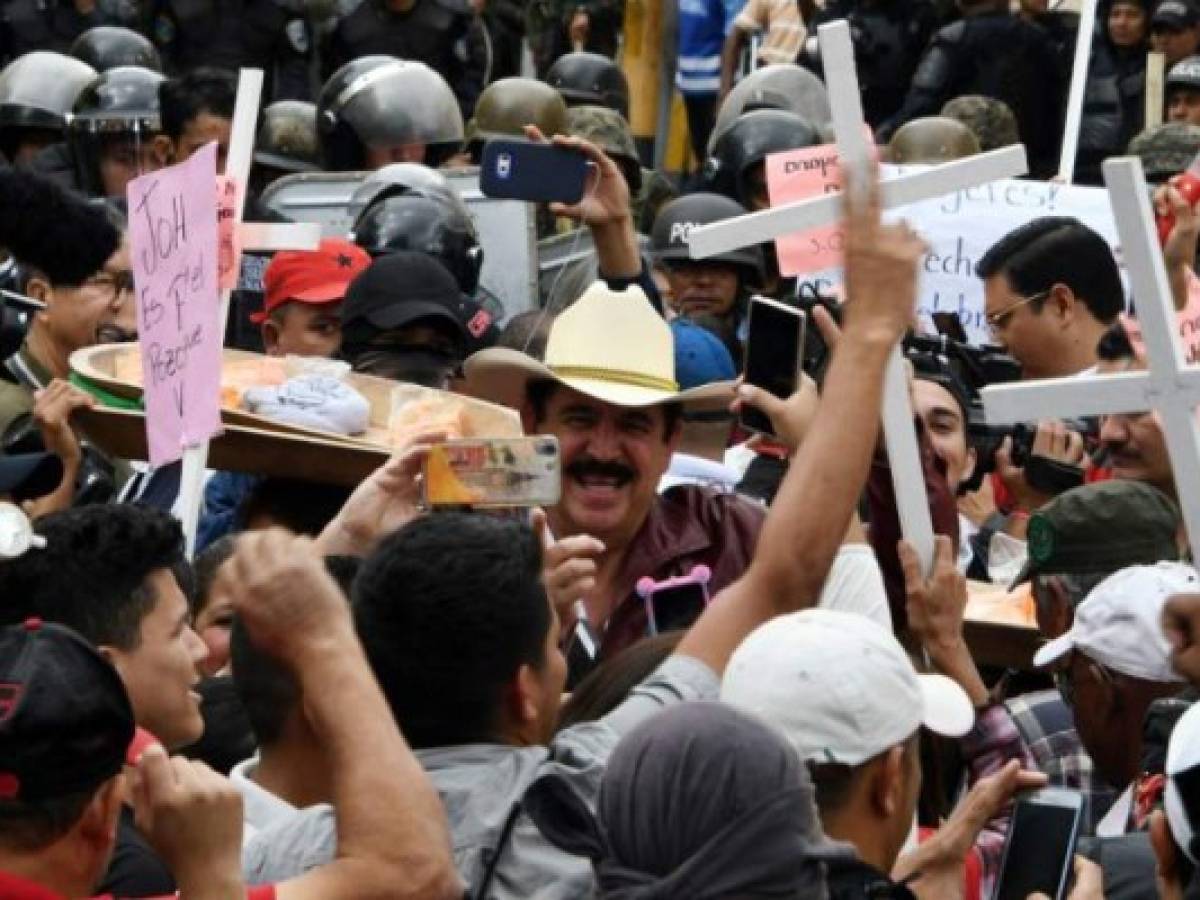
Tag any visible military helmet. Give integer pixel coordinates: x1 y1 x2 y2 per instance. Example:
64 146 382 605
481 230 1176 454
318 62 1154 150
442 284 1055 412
651 192 763 285
546 51 630 119
1168 55 1200 93
888 116 981 164
565 104 641 192
940 95 1019 152
68 66 164 195
1129 123 1200 182
318 56 464 171
705 108 821 207
0 52 96 138
70 26 162 73
254 100 320 174
467 77 567 148
710 64 831 156
352 186 483 295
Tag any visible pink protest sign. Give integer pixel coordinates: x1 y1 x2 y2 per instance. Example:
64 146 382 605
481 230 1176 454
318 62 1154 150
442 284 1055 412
764 133 878 277
127 142 222 466
216 175 241 291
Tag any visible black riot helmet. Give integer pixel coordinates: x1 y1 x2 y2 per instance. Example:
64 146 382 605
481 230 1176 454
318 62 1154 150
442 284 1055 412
352 186 483 295
69 26 163 73
0 52 96 162
68 66 164 197
705 108 821 208
546 51 630 119
651 192 763 287
344 161 452 223
317 56 464 171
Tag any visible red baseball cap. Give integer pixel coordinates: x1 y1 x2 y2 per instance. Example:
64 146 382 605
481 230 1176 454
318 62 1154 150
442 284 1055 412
251 238 371 324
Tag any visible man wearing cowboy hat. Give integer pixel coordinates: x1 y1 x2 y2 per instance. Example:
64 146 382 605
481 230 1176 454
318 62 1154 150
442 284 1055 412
465 279 766 659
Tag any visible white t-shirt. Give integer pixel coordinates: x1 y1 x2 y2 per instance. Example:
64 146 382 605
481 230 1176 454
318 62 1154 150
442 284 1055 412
817 544 892 630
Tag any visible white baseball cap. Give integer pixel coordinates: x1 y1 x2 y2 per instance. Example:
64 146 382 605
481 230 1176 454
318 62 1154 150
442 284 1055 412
720 608 975 767
1032 561 1197 683
1165 701 1200 863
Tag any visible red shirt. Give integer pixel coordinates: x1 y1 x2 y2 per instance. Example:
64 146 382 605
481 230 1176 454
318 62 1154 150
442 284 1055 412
0 870 277 900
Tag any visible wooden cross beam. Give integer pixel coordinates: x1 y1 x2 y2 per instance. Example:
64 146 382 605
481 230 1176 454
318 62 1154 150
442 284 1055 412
176 70 320 555
981 157 1200 563
687 20 1030 574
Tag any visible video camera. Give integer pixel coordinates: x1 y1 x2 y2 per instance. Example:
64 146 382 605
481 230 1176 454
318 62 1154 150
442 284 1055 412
903 314 1096 494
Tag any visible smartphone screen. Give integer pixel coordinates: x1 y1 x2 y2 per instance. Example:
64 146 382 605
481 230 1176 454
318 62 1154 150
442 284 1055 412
648 582 709 635
740 297 805 436
480 139 590 205
994 793 1082 900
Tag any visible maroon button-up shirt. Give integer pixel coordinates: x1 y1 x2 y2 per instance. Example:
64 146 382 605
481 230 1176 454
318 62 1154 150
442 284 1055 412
597 485 765 659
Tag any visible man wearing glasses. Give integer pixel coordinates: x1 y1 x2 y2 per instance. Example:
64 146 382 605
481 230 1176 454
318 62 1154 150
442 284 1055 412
1032 561 1195 838
1 176 134 440
976 216 1124 381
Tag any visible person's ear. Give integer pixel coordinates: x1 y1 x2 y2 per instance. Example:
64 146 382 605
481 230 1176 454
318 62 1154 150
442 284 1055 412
151 135 175 167
870 746 907 818
261 319 281 355
78 775 124 854
511 662 545 735
1050 283 1076 322
25 275 53 322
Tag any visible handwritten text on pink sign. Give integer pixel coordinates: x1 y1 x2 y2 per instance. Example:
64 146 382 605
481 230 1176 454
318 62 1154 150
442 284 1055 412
128 142 222 466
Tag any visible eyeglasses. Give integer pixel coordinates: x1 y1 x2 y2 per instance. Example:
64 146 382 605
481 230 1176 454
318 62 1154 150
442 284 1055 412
985 289 1050 336
82 270 135 302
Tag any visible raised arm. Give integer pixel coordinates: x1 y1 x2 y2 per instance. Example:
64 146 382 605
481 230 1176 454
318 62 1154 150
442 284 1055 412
218 531 461 900
676 169 927 674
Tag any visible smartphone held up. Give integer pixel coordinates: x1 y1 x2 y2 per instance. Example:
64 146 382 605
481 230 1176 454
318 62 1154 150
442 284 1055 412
740 296 807 437
480 138 592 205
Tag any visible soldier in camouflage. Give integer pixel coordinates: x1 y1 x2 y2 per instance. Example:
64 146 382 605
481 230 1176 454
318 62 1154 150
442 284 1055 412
565 104 677 234
888 115 981 163
940 94 1020 151
1128 122 1200 183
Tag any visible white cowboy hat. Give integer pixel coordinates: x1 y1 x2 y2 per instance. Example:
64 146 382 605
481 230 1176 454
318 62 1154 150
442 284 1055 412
464 282 735 411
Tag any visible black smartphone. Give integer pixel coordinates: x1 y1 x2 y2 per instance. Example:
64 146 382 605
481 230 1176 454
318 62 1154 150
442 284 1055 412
480 139 590 205
740 296 806 436
993 789 1084 900
637 569 712 636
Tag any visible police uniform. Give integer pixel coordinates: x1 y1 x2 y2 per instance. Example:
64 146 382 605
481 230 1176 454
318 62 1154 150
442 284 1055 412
880 10 1065 178
807 0 940 127
325 0 486 116
1 0 103 63
150 0 311 100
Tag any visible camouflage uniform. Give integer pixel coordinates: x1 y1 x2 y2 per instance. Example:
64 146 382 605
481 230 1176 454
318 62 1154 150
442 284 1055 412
565 104 677 233
1128 123 1200 183
939 94 1019 152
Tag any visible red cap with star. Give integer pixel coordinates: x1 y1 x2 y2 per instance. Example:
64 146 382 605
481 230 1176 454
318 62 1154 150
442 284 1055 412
251 238 372 324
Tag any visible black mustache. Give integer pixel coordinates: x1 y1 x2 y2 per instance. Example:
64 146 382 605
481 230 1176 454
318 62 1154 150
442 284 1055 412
566 459 635 482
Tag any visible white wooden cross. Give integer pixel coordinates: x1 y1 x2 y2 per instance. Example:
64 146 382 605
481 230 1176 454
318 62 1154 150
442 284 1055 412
176 69 321 555
980 157 1200 563
688 20 1029 574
